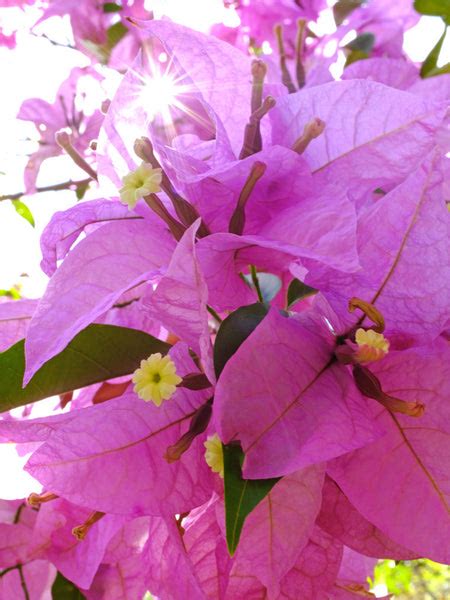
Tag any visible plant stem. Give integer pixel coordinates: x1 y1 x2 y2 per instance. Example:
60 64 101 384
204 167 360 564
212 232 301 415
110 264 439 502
0 178 91 202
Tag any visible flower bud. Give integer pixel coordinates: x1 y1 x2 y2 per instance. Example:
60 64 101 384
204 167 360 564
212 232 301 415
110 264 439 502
353 365 425 417
229 161 267 234
27 491 58 508
292 118 326 154
165 399 213 463
349 297 385 332
72 511 105 541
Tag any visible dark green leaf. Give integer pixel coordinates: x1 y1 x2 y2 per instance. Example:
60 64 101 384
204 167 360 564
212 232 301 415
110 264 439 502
75 180 90 200
103 2 122 12
223 443 279 555
346 32 375 52
106 21 128 49
83 21 128 63
0 324 170 412
52 572 87 599
345 49 370 67
333 0 364 25
421 26 448 76
414 0 450 24
213 303 269 377
242 272 282 303
426 61 450 76
286 278 318 308
12 199 35 227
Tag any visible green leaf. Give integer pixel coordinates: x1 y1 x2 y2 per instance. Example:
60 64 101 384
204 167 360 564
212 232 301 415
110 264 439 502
421 26 448 77
345 49 370 67
82 21 128 63
414 0 450 24
223 443 279 555
213 303 269 378
346 32 375 52
426 61 450 76
333 0 364 26
286 278 318 308
106 21 128 49
75 180 90 200
242 272 282 303
0 324 170 412
103 2 122 12
52 572 87 599
12 199 35 227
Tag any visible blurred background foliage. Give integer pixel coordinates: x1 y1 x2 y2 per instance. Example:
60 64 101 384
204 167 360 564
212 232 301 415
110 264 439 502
373 559 450 598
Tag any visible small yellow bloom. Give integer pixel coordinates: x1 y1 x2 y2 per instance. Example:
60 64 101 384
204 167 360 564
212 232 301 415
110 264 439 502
119 163 162 209
204 434 224 478
354 328 390 364
132 353 182 406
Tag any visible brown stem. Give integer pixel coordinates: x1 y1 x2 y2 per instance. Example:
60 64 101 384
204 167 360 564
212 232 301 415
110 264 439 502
292 117 325 154
229 161 267 234
0 178 91 202
134 137 210 237
295 19 307 89
144 193 187 241
239 96 276 159
55 130 98 181
274 24 297 93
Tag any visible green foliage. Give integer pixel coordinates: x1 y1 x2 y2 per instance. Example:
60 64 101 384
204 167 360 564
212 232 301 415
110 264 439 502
213 303 269 377
344 32 375 67
223 442 279 555
12 199 35 227
414 0 450 25
0 324 170 411
0 286 21 299
103 2 122 12
83 21 128 63
421 25 448 77
333 0 365 26
374 559 450 598
346 32 375 52
286 278 317 308
52 572 86 599
75 180 90 200
106 21 128 48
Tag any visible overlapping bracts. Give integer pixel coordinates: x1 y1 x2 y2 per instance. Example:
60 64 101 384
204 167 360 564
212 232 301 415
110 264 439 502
1 1 449 598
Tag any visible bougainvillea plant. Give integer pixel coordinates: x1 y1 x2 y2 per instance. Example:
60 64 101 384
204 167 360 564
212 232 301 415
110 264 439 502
0 0 449 598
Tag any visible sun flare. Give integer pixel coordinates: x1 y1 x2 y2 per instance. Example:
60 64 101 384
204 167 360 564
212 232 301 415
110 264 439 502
140 72 179 120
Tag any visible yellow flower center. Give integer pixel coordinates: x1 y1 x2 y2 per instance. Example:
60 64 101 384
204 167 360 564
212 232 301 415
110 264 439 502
354 328 390 364
132 353 182 406
204 434 224 478
119 163 163 209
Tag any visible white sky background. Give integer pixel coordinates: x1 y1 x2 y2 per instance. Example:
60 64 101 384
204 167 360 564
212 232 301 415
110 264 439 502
0 2 449 299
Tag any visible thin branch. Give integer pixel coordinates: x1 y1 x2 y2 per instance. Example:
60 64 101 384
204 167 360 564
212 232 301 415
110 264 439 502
30 32 76 50
250 265 264 303
207 305 223 324
0 178 91 202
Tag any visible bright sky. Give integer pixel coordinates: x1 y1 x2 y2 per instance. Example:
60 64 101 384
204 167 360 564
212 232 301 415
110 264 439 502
0 3 448 299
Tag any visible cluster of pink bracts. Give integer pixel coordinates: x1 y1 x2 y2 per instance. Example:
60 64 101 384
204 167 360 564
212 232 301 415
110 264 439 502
0 0 449 598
